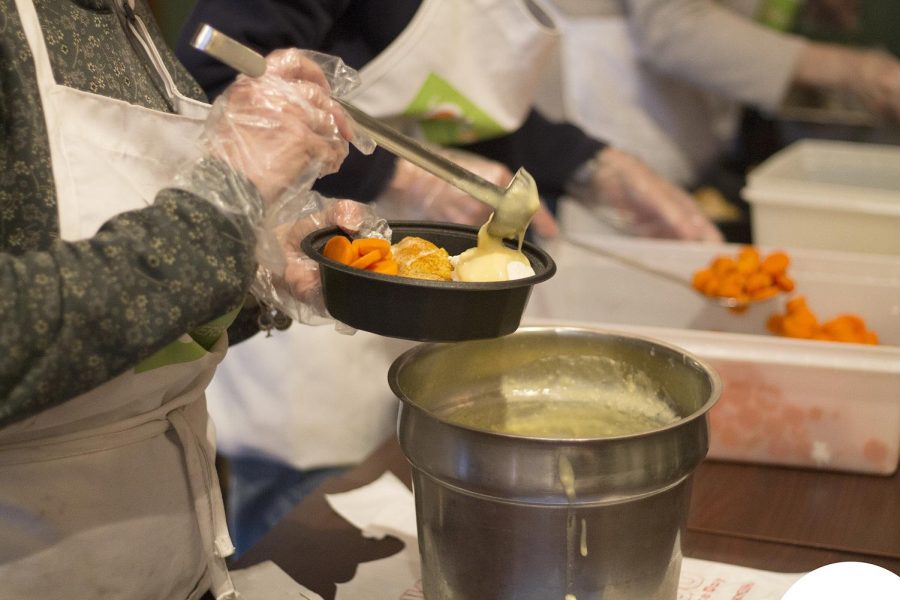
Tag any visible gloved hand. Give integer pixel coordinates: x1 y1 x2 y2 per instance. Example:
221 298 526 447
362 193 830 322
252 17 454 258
795 43 900 123
566 147 723 242
849 49 900 122
253 194 390 325
174 48 381 327
203 48 361 207
374 148 559 238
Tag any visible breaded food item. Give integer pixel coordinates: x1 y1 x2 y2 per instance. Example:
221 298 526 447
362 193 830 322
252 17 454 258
391 236 453 281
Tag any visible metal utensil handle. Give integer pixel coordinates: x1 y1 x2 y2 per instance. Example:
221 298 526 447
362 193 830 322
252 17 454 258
561 235 695 291
190 24 504 212
191 24 267 77
561 235 764 308
331 97 503 211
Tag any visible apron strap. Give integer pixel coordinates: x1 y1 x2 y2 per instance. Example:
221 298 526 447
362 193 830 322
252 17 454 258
12 0 62 124
169 409 238 600
118 0 210 117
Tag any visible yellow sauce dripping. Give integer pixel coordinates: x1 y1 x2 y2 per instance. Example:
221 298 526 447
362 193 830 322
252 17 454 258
580 518 589 557
559 455 576 501
453 219 534 282
561 455 577 600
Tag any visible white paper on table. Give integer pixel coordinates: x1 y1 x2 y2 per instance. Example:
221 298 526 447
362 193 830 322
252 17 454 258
325 471 808 600
678 558 805 599
324 471 418 542
325 472 420 600
230 560 325 599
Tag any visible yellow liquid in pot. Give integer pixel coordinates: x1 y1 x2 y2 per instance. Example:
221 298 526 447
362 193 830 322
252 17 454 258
442 395 678 438
438 355 681 438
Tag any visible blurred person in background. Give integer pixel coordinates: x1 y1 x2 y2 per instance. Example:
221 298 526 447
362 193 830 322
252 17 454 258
178 0 724 243
0 0 378 597
176 0 726 557
532 0 900 236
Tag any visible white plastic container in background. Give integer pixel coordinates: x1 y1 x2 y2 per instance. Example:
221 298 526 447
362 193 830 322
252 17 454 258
524 235 900 475
742 139 900 256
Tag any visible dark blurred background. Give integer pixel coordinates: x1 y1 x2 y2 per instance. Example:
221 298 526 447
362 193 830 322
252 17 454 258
147 0 900 65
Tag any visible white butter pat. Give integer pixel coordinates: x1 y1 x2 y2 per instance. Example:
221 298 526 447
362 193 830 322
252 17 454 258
451 220 535 282
451 252 535 282
506 260 535 280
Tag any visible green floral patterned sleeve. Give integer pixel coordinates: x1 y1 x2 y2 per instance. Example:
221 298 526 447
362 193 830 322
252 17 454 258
0 192 257 428
0 0 263 427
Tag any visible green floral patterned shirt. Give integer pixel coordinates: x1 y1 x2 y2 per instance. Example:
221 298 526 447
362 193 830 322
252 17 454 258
0 0 258 427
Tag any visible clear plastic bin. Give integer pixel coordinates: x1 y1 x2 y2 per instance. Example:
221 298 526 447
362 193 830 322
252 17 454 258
524 235 900 475
741 139 900 256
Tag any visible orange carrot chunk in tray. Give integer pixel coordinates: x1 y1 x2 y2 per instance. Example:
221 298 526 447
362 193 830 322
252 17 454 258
323 235 402 276
369 259 400 275
349 249 383 270
322 235 357 265
351 238 391 260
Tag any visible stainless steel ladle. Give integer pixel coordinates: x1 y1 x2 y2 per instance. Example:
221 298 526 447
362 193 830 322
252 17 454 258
560 235 780 310
190 24 539 241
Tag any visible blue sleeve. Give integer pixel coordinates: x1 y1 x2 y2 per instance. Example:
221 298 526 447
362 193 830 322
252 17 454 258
174 1 604 207
176 0 350 98
175 0 397 203
458 110 606 206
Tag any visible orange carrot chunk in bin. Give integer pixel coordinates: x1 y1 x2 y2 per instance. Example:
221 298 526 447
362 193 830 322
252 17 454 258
760 251 790 275
767 295 879 345
691 246 793 307
692 268 714 290
323 235 358 265
750 285 780 301
735 247 760 274
773 273 795 292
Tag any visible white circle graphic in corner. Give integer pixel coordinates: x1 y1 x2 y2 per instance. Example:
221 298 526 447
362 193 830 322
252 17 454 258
782 562 900 599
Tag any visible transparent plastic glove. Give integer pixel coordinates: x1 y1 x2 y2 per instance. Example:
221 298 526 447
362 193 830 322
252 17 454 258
203 49 358 207
795 44 900 123
252 192 390 326
848 49 900 123
172 48 380 327
373 148 559 237
176 48 375 225
567 148 723 242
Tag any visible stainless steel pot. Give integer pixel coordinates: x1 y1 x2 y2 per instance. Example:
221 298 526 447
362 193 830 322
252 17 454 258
389 326 721 600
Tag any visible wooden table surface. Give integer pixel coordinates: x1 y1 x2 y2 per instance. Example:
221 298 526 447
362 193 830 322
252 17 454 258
235 438 900 600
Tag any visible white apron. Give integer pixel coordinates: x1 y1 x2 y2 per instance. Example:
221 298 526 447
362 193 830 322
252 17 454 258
0 2 237 599
534 1 742 188
209 0 561 472
346 0 559 144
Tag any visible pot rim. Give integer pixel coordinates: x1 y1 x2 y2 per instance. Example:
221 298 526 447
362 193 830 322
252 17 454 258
388 324 723 444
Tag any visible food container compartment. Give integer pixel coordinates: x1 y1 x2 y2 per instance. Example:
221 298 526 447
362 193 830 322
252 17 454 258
302 221 556 342
741 139 900 256
525 235 900 475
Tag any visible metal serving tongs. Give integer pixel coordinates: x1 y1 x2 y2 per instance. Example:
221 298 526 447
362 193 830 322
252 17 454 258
190 24 539 241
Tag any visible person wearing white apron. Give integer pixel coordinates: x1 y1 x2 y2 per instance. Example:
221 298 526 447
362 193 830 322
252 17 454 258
176 0 718 557
0 1 363 598
0 2 235 596
534 0 806 190
533 0 900 236
179 0 582 554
